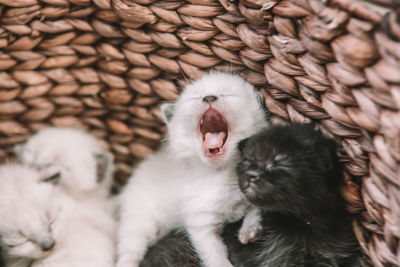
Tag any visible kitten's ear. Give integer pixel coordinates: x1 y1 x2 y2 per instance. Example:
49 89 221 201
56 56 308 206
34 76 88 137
160 103 175 124
238 137 250 154
255 90 270 121
317 139 337 171
95 151 114 184
14 143 25 160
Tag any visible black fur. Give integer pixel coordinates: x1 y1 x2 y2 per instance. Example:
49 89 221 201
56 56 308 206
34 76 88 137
140 123 363 267
0 250 2 267
140 230 200 267
227 123 362 267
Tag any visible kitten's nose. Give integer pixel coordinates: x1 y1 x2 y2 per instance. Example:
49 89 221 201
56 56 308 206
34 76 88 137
202 95 218 103
40 239 56 251
246 170 260 183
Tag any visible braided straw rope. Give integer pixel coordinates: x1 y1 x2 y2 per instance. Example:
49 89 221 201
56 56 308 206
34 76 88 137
0 0 399 265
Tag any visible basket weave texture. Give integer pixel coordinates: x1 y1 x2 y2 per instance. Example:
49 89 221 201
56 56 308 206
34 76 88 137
0 0 399 265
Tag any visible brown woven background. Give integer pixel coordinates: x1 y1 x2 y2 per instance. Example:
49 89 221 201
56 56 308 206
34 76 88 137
0 0 399 265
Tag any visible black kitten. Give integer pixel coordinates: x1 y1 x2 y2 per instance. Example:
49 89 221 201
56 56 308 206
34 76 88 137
140 230 200 267
224 123 362 267
139 123 363 267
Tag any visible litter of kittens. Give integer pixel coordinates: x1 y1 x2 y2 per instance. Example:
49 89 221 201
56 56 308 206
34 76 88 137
0 0 399 266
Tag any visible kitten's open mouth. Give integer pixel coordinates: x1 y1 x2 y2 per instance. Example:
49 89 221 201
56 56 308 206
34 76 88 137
199 108 228 158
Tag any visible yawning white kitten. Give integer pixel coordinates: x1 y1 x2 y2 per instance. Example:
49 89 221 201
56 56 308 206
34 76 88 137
116 72 268 267
0 164 59 267
16 128 116 267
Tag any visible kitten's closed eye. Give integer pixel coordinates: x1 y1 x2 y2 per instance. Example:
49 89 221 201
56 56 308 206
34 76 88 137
271 154 292 169
273 154 288 162
5 239 30 248
42 172 61 183
3 232 30 248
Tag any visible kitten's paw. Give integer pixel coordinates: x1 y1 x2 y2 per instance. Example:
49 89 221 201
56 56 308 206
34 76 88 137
238 223 263 244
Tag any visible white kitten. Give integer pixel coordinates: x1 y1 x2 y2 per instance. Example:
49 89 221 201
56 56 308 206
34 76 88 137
30 193 115 267
16 127 114 202
117 72 268 267
16 128 116 267
0 164 59 267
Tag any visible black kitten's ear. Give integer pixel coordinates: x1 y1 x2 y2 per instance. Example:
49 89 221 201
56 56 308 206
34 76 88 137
160 103 175 124
238 137 250 154
95 151 114 183
317 139 337 171
42 172 61 185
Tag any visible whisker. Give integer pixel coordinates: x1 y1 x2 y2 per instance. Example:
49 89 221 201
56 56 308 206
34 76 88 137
219 94 241 98
185 97 203 102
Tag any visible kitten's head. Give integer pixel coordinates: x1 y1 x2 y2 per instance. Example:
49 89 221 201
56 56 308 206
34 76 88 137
16 128 114 199
0 165 59 260
237 123 341 214
162 72 268 168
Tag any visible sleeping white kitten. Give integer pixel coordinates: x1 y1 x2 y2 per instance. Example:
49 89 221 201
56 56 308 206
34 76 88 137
16 127 114 202
116 72 268 267
30 192 115 267
16 128 116 267
0 164 116 267
0 164 59 267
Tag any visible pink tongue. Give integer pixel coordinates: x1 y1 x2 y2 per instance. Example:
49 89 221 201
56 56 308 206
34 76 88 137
203 132 226 150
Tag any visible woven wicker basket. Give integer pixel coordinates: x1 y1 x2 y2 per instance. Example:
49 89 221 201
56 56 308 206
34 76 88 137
0 0 399 265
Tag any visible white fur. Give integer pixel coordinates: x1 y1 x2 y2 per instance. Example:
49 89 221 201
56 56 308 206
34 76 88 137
16 127 114 201
238 207 263 244
117 72 268 267
16 128 116 267
31 193 115 267
0 164 59 267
